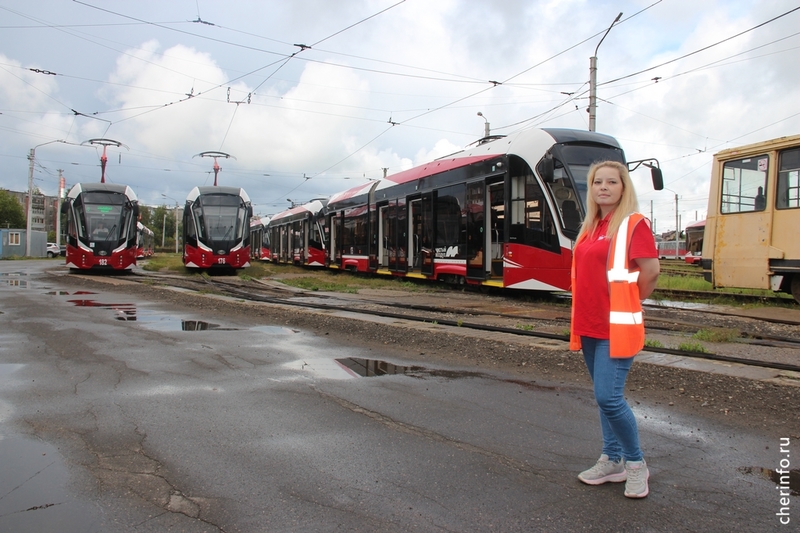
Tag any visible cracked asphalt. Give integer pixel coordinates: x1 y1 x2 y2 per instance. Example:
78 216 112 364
0 261 796 532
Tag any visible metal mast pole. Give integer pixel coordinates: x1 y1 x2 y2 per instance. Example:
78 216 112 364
588 12 622 132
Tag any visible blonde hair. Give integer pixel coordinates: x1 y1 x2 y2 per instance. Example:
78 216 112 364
578 160 640 239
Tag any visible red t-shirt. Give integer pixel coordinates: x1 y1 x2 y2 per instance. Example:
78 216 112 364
572 214 657 339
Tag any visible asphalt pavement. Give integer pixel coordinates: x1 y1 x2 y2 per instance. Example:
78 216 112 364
0 261 795 532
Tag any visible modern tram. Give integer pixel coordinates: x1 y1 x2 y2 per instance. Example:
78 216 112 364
136 222 155 259
701 134 800 303
268 199 328 266
249 216 272 261
182 186 253 270
269 127 662 293
61 183 140 271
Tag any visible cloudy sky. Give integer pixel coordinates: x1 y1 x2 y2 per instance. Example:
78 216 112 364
1 0 798 233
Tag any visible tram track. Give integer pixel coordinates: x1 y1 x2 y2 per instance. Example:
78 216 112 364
130 271 800 375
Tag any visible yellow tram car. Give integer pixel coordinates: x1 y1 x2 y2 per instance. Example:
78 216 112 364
702 134 800 303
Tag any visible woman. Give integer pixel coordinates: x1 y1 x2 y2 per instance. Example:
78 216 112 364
570 160 660 499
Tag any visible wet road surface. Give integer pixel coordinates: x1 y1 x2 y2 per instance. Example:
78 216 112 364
0 261 795 532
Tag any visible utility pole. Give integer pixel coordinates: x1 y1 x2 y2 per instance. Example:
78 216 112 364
26 140 65 256
56 170 64 247
588 12 622 132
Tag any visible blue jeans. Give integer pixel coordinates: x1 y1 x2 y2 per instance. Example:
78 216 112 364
581 336 643 462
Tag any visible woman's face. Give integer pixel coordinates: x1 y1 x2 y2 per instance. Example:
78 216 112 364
591 165 624 216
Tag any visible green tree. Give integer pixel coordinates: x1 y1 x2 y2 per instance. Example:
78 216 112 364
139 204 153 229
0 190 26 228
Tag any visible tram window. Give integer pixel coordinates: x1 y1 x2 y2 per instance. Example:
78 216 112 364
434 184 466 258
720 155 768 213
777 147 800 209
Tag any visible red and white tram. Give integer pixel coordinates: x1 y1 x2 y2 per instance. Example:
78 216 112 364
311 127 662 292
61 183 140 271
269 199 328 266
182 186 253 270
249 216 272 261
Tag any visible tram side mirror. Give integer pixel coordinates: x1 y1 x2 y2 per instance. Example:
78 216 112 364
627 159 663 191
538 153 555 183
60 201 69 214
650 167 663 191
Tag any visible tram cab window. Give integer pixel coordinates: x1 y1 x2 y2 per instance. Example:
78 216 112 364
777 147 800 209
720 155 769 214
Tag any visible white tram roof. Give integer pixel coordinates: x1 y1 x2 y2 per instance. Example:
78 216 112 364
66 182 138 202
186 185 251 203
249 216 271 228
269 198 326 223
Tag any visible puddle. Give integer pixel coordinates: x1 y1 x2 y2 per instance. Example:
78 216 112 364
650 299 711 310
0 435 102 531
0 280 29 288
64 299 237 331
67 299 137 320
118 311 226 331
739 466 800 495
46 290 96 296
336 357 425 377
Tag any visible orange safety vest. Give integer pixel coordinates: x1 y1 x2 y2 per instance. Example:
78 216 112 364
570 213 646 358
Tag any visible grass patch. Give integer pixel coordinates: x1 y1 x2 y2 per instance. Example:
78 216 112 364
644 339 664 348
656 271 795 303
139 253 184 272
677 341 708 353
692 327 739 343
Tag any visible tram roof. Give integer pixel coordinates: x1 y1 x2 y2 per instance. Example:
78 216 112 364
66 182 138 201
270 198 326 223
186 185 251 203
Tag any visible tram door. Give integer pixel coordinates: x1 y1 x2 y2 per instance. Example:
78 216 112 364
380 199 409 273
489 182 505 278
420 192 435 276
466 182 486 280
408 199 421 271
378 204 388 268
329 212 341 266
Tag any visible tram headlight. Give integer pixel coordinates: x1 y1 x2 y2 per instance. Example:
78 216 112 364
98 251 108 256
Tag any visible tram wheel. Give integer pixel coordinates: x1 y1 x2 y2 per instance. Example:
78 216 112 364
791 275 800 305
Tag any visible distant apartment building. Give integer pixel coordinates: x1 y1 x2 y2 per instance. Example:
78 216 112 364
5 190 61 237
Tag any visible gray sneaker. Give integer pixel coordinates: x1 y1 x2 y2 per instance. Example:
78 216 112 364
578 454 627 485
624 459 650 498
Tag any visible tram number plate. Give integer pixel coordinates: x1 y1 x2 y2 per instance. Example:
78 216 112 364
98 259 108 266
218 258 226 264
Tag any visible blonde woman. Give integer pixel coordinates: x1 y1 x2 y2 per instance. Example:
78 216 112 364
569 160 660 498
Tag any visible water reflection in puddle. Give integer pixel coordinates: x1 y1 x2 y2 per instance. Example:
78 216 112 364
336 357 424 377
739 466 800 495
281 357 500 382
0 272 29 289
63 297 235 331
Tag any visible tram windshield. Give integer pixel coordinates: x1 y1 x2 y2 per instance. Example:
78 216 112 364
77 191 130 242
194 194 248 242
543 144 625 234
